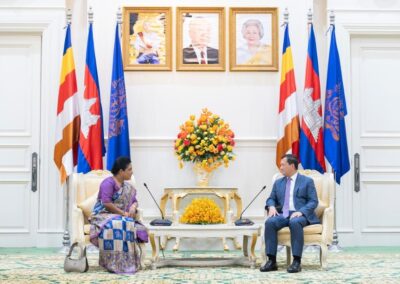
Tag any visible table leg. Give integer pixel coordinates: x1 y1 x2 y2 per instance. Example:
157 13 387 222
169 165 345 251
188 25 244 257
250 233 258 267
222 237 229 251
149 233 158 269
243 235 249 257
173 237 181 251
160 193 169 217
233 192 242 219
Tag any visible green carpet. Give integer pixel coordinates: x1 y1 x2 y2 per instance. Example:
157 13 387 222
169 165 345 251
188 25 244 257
1 247 400 283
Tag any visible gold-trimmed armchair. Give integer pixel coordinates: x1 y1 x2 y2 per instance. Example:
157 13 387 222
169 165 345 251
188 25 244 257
69 170 143 246
261 170 335 269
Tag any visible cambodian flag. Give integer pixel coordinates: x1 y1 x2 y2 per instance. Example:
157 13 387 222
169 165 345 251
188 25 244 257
107 24 130 170
323 25 350 184
77 23 106 173
299 24 326 173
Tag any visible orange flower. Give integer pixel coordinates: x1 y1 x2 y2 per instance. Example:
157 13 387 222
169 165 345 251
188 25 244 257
175 109 236 170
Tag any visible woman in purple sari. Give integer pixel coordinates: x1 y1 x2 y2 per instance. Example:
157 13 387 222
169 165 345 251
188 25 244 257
89 156 148 274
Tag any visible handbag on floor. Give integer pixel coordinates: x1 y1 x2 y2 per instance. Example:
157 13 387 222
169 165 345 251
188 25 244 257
64 242 89 273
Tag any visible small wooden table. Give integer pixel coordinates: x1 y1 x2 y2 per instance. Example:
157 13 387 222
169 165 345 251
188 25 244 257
160 187 243 250
148 224 261 269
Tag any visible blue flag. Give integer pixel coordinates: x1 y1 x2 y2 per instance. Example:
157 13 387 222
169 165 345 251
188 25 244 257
323 26 350 184
107 24 130 170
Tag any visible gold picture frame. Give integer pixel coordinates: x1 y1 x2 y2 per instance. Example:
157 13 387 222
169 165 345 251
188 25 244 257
122 7 172 71
229 7 279 71
176 7 225 71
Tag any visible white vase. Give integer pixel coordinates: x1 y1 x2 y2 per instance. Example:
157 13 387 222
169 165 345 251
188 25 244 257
193 163 213 187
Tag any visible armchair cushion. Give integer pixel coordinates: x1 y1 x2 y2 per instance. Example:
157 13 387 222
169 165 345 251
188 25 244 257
278 224 323 235
77 193 97 219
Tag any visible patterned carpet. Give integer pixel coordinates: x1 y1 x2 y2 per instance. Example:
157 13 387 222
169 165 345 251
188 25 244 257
1 247 400 283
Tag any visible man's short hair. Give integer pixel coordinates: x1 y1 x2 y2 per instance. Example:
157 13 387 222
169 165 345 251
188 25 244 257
281 154 299 169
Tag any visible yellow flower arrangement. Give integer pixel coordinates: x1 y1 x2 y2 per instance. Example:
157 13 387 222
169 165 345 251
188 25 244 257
180 198 225 224
174 108 236 171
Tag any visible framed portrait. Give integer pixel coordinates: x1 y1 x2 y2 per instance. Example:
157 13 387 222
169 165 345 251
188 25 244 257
122 7 172 71
229 7 279 71
176 7 225 71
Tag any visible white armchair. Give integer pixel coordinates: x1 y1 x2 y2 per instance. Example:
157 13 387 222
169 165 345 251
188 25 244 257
261 170 335 269
69 170 143 245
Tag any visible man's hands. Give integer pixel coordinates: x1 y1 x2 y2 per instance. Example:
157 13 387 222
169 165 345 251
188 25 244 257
290 211 303 219
267 206 278 217
267 206 303 219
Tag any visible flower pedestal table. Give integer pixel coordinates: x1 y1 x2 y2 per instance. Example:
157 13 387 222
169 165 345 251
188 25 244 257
159 187 243 251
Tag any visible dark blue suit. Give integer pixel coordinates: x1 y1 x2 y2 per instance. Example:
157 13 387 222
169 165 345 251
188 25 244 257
264 173 319 257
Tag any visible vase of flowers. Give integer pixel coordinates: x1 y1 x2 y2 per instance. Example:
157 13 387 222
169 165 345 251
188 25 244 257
174 108 236 186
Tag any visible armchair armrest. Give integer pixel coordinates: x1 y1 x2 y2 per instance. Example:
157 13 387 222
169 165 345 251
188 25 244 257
71 206 85 243
136 208 143 222
321 207 334 245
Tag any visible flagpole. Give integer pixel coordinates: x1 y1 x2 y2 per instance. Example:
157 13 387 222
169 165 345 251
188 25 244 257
329 171 342 251
302 8 320 254
59 9 73 254
327 11 342 252
117 6 122 37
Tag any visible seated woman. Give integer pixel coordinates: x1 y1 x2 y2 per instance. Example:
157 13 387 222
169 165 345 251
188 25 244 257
89 156 148 274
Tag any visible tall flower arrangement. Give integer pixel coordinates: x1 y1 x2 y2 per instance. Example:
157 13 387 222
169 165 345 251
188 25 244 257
175 108 236 171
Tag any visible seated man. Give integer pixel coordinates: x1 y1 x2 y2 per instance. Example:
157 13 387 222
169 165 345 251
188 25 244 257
261 154 319 273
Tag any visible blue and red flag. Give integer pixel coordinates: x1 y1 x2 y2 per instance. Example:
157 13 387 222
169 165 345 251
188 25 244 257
299 24 326 173
77 23 106 173
323 25 350 184
107 24 131 170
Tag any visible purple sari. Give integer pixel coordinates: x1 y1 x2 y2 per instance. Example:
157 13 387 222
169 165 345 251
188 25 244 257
89 177 148 274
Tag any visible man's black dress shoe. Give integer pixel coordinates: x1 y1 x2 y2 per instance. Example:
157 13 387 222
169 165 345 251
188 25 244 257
260 260 278 272
287 260 302 273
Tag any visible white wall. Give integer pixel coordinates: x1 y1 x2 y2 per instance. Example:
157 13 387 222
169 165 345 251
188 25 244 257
66 0 313 220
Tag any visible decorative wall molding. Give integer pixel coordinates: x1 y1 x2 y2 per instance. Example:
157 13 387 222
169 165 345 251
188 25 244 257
330 8 400 13
124 137 278 148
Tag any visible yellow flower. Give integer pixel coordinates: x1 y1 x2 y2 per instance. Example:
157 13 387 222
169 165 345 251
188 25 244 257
180 198 224 224
175 109 236 170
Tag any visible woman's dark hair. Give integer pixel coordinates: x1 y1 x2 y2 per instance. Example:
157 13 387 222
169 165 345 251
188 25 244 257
111 156 132 175
281 154 299 169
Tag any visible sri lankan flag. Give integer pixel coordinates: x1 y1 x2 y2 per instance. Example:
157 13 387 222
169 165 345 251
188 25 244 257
276 24 300 167
54 24 81 184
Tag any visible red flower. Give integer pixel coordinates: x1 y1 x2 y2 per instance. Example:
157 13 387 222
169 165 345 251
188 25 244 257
184 139 190 146
217 144 223 152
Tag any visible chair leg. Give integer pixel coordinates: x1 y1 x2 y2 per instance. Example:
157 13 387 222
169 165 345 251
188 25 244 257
260 239 266 263
139 243 146 269
320 244 328 270
286 246 291 266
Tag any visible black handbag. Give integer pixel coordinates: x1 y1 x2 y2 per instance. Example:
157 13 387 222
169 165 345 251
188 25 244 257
64 242 89 273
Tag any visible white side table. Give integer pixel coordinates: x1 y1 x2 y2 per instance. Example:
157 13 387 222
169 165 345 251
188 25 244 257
148 224 261 269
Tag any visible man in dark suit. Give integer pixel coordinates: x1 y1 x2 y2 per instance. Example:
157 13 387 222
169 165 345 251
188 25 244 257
183 17 219 64
260 154 319 273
